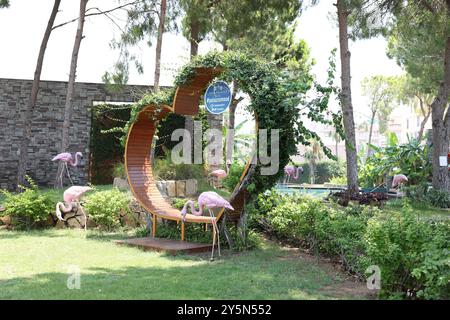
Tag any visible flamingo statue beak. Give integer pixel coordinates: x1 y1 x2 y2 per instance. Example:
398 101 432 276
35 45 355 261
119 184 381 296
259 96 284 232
226 204 234 211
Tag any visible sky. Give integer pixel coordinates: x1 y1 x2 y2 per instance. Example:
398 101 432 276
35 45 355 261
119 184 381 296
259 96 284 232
0 0 404 123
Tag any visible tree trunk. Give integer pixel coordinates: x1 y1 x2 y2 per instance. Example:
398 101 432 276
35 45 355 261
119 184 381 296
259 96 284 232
367 110 376 159
335 132 339 159
225 80 240 170
154 0 166 92
431 36 450 192
190 19 199 58
337 0 359 194
185 18 200 162
16 0 61 189
417 103 431 142
310 159 316 184
56 0 88 188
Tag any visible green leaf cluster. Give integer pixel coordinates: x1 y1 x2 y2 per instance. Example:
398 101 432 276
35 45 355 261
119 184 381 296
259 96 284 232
0 176 53 229
359 138 432 187
84 188 131 231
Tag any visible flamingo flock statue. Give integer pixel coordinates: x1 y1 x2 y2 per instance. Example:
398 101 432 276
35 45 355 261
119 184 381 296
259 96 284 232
52 152 83 187
181 191 234 261
56 186 92 230
284 165 304 184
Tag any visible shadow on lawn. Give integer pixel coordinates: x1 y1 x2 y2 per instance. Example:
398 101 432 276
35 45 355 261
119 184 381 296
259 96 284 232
0 250 351 300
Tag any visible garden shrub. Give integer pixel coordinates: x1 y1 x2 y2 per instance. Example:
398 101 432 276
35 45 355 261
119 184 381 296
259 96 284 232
84 188 130 230
253 191 375 274
315 206 375 274
411 223 450 299
226 225 263 251
364 204 450 299
405 185 450 209
222 163 245 192
404 184 429 202
425 188 450 209
328 175 347 185
249 189 450 299
171 197 188 210
0 176 53 229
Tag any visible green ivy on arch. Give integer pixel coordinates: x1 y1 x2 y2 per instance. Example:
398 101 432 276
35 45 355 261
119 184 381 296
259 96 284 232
119 50 342 196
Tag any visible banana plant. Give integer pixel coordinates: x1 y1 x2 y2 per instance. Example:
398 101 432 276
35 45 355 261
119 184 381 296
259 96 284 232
360 133 431 187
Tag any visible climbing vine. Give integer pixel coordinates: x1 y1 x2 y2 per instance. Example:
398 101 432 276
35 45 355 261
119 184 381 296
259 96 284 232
119 50 343 195
90 103 131 184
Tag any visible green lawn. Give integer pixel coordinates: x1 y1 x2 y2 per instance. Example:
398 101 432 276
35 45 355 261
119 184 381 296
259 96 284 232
0 229 366 300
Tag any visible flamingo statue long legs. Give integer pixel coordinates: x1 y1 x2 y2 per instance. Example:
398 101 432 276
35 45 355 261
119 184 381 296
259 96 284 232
181 191 234 261
284 165 303 184
52 152 83 188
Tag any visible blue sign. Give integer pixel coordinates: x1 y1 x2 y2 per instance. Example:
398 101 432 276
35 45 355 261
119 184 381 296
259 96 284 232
204 81 232 114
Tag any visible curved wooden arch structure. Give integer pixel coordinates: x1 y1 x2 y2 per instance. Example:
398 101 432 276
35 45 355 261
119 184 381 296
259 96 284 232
125 67 253 241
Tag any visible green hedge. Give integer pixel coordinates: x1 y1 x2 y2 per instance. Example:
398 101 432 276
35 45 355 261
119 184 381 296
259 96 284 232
249 190 450 299
405 185 450 209
84 188 131 231
0 177 53 230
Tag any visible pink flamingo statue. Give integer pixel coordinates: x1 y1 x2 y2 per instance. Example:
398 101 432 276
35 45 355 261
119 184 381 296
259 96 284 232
52 152 83 187
392 174 408 199
392 174 408 188
284 165 303 184
56 186 92 230
209 169 228 188
181 191 234 260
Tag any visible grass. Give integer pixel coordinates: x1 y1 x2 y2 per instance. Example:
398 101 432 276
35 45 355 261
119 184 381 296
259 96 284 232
0 229 365 300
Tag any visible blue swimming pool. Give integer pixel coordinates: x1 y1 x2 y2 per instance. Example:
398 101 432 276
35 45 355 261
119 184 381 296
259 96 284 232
274 184 344 198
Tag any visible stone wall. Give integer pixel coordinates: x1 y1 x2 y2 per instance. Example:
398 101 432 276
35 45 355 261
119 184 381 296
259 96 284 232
0 78 152 190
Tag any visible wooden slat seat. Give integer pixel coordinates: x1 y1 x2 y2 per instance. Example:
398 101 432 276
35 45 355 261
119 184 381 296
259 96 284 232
125 67 253 241
125 104 217 240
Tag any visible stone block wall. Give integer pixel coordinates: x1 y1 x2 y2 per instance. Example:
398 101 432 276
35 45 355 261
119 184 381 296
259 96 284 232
0 78 152 190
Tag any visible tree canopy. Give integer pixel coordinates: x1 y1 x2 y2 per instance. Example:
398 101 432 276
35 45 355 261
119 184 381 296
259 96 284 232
361 75 398 135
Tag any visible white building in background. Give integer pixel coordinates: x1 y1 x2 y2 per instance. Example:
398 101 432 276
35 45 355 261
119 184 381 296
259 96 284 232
292 104 431 163
388 105 431 144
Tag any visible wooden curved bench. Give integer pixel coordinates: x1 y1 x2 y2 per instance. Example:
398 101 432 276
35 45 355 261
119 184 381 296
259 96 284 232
125 67 253 241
